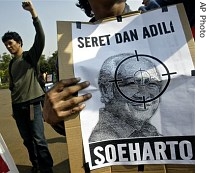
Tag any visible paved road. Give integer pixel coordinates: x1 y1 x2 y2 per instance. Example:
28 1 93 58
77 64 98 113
0 89 70 173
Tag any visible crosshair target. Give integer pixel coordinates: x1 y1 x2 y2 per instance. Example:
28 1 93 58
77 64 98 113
113 52 172 104
134 69 151 86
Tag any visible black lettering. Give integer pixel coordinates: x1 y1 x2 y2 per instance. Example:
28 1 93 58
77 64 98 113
149 25 158 37
99 35 111 46
123 32 131 42
157 23 163 35
91 37 99 47
78 35 111 48
162 22 171 34
200 2 206 12
170 21 175 32
129 29 139 41
84 37 91 47
104 34 111 45
143 27 151 39
77 37 84 48
115 33 123 43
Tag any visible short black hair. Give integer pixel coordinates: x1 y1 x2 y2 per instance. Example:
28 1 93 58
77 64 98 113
76 0 93 18
76 0 127 18
2 31 23 47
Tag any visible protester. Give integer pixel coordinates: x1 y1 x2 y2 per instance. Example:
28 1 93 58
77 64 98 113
89 53 162 142
138 0 160 12
1 1 53 173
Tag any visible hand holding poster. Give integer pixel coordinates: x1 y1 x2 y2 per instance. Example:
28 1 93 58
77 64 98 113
57 4 195 171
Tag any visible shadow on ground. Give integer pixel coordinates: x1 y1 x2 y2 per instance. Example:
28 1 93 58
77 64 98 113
16 165 31 173
16 137 70 173
47 136 66 144
16 159 70 173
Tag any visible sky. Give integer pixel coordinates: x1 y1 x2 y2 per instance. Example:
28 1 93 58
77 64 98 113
0 0 142 57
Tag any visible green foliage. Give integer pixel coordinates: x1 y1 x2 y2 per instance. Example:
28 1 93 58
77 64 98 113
47 51 58 74
0 50 58 86
0 53 12 84
39 54 50 73
46 51 58 82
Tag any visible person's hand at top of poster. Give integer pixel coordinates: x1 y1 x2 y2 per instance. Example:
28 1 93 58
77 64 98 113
43 78 92 125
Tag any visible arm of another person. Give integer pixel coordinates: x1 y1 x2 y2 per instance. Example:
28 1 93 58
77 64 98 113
22 0 45 65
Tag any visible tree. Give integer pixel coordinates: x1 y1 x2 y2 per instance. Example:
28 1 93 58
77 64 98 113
47 51 58 82
0 53 12 83
47 51 58 74
39 54 50 73
0 50 59 86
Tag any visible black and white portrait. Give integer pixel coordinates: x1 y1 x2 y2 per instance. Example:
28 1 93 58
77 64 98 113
89 53 166 142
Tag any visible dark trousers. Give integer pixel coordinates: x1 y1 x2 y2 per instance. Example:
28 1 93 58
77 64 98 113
12 102 53 173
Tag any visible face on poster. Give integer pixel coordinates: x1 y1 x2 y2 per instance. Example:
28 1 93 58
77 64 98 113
70 5 195 170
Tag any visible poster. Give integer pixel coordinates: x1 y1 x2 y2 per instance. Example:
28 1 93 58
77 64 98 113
70 5 194 170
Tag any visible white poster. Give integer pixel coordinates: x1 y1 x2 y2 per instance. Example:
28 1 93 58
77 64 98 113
70 5 194 170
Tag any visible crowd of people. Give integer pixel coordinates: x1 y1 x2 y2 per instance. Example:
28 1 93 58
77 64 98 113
1 0 195 173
